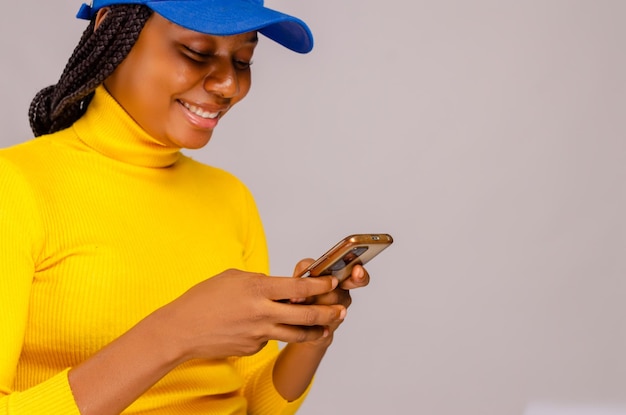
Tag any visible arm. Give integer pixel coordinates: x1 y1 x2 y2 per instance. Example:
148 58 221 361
271 262 369 402
0 160 80 414
67 270 344 415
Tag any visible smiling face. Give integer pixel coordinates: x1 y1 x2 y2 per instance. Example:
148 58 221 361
103 12 257 149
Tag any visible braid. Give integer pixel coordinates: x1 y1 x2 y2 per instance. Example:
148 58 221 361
29 5 153 137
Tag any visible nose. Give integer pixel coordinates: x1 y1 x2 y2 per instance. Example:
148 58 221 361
203 58 239 99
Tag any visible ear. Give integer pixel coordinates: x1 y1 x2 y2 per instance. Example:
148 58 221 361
94 7 111 31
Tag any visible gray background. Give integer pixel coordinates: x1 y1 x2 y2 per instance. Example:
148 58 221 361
2 1 625 414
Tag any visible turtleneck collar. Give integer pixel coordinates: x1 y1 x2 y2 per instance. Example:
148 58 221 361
71 86 181 168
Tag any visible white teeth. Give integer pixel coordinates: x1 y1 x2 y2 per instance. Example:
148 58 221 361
182 101 219 119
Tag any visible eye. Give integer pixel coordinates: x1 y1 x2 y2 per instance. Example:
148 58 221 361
181 45 253 70
234 59 253 70
182 45 211 62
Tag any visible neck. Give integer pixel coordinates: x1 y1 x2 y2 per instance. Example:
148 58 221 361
71 86 181 168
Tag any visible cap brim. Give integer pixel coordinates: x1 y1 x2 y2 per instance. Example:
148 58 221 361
148 0 313 53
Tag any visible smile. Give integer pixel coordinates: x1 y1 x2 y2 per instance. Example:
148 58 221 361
181 101 220 119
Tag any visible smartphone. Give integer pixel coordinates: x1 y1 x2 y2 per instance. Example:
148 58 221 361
298 233 394 283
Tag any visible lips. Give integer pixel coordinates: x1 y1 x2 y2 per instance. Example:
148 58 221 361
180 101 220 119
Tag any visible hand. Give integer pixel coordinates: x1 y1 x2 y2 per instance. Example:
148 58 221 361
154 269 345 362
287 259 370 347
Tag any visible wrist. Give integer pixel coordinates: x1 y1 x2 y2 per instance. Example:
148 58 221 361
143 306 190 367
293 333 334 352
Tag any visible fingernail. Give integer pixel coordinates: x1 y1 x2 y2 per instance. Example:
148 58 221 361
357 267 365 280
323 327 330 337
339 308 347 320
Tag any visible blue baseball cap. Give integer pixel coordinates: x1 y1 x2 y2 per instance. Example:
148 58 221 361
77 0 314 53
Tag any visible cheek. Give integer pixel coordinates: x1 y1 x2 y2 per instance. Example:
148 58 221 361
233 72 253 105
171 65 199 86
114 59 164 109
131 63 188 114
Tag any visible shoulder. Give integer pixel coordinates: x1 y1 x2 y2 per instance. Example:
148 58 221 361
178 155 254 195
0 130 73 170
177 156 261 217
0 137 54 205
0 139 41 183
0 141 46 244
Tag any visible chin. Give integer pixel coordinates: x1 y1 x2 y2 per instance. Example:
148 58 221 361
170 132 214 150
182 140 211 150
186 136 213 149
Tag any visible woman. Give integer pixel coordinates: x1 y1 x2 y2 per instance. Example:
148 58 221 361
0 1 369 414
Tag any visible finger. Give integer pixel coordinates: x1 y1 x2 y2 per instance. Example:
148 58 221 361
288 258 317 303
270 324 329 344
271 302 346 327
263 274 338 302
292 258 315 278
311 289 352 308
340 264 370 290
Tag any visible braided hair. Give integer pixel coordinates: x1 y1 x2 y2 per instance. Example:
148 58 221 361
29 5 153 137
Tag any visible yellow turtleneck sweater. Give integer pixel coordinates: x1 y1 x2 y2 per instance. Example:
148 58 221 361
0 87 307 414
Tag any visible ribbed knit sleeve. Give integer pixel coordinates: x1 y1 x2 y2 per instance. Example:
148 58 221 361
2 369 80 414
0 158 80 414
238 179 270 275
233 184 312 414
224 178 304 412
233 342 310 415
